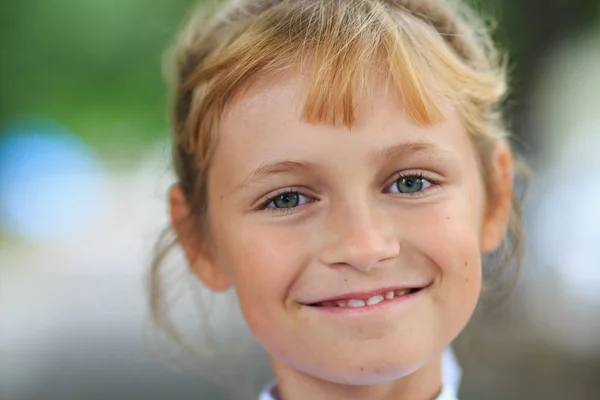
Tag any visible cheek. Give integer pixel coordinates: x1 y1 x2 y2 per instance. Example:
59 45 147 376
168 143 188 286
403 192 484 327
433 198 483 317
424 201 483 275
215 219 306 335
407 187 483 260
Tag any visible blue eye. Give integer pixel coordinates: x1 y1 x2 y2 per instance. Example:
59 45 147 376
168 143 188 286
387 174 432 194
265 191 313 210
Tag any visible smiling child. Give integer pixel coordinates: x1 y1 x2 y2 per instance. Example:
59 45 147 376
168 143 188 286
152 1 525 399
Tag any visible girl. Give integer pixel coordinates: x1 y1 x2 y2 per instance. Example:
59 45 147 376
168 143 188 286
152 0 526 398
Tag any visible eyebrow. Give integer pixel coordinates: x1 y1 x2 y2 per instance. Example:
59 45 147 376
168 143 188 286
235 141 450 193
234 160 318 193
370 141 447 164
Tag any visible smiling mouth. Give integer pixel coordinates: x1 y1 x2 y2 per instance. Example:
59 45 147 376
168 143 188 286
308 288 424 308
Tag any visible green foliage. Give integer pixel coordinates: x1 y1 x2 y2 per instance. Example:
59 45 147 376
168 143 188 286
0 0 198 153
1 0 598 154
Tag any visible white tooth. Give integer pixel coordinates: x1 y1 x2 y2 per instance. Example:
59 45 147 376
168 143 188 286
366 295 384 306
336 301 348 307
347 299 366 307
395 289 410 296
385 291 395 299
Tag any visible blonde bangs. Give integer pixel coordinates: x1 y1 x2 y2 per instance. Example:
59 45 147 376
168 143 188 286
299 2 447 128
180 0 507 165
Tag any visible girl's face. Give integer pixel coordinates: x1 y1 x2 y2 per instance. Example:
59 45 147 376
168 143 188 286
179 71 511 385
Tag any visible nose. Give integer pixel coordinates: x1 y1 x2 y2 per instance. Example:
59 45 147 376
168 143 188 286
318 199 400 272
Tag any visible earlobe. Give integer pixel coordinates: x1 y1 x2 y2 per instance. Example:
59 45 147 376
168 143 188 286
169 184 232 292
169 184 198 263
191 257 233 292
481 140 514 253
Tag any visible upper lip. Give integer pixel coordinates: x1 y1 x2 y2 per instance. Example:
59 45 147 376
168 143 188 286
303 283 430 305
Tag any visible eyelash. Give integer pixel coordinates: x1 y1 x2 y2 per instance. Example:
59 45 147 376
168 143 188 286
259 172 439 213
386 171 438 195
260 187 314 213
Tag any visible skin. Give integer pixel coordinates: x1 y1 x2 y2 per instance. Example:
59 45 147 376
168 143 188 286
170 69 514 400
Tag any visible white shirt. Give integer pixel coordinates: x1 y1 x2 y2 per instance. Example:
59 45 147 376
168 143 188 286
259 347 461 400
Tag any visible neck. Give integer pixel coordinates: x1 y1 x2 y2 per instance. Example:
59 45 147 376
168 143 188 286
270 355 443 400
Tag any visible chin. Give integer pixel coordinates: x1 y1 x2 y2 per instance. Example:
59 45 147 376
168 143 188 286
300 349 433 386
310 364 423 386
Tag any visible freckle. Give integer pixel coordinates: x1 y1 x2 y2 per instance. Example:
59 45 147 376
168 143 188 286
446 216 450 220
344 279 348 282
464 261 468 266
360 367 364 371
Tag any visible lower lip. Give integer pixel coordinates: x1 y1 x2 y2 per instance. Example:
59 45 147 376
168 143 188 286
305 287 426 315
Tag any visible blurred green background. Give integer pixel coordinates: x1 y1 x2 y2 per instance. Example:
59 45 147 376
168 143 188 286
1 0 195 157
1 0 599 154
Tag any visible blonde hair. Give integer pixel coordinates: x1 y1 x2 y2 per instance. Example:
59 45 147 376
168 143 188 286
151 0 527 343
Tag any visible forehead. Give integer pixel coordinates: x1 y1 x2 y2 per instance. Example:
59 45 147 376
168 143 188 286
220 67 466 154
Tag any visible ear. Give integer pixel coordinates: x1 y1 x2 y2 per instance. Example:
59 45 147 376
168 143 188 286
480 140 514 253
169 184 232 291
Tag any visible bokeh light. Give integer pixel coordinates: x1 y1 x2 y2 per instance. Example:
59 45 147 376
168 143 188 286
0 117 107 239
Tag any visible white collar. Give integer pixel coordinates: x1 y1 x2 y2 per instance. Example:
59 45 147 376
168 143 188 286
259 347 461 400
